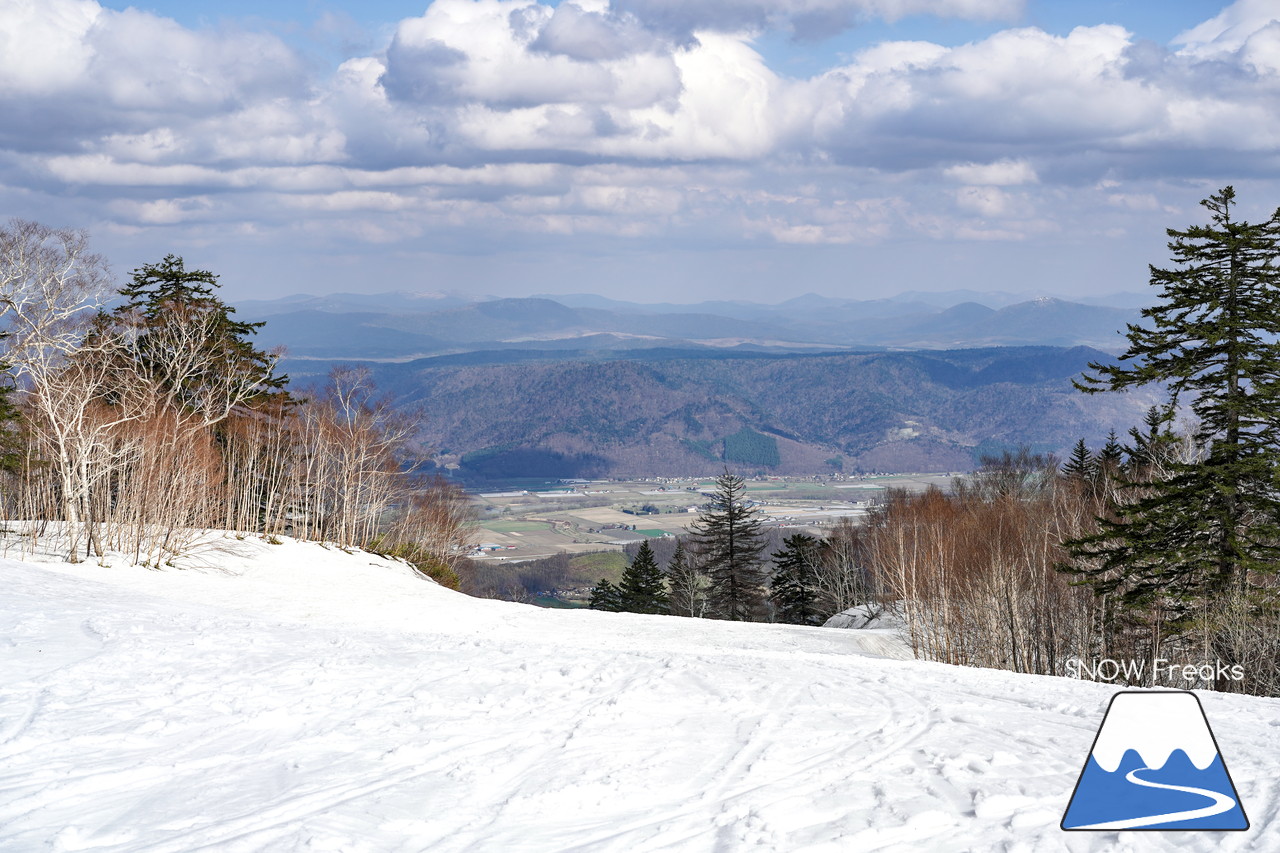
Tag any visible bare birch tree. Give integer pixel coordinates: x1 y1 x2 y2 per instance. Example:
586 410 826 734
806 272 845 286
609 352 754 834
0 221 131 559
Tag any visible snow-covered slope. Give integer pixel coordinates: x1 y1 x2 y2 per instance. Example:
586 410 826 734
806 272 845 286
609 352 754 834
2 537 1277 851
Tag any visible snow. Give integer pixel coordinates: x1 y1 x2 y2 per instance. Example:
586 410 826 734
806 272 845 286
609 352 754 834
823 604 905 633
2 535 1279 852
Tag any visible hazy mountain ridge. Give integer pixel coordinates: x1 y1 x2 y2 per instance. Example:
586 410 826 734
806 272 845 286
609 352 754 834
295 345 1160 479
241 291 1139 359
253 290 1151 478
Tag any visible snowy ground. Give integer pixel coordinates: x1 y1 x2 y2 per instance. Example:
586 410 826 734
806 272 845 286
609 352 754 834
2 536 1278 852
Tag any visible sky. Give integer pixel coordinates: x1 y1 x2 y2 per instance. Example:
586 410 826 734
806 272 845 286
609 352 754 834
2 0 1278 304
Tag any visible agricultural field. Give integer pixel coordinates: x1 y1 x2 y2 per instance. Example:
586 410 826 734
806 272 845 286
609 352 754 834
463 473 956 562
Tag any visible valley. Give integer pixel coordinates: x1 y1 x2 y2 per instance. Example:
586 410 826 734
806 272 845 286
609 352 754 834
281 345 1158 479
464 473 953 563
244 290 1155 481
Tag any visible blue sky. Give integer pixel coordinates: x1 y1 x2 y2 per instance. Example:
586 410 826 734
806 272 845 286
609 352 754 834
2 0 1277 303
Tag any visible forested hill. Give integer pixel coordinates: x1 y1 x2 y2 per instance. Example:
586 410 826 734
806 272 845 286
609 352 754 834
286 346 1160 479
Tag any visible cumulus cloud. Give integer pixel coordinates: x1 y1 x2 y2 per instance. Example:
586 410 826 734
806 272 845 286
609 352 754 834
814 25 1159 159
0 2 303 107
1173 0 1280 57
377 1 781 161
380 0 681 111
1172 0 1280 78
0 0 101 95
530 3 663 61
0 0 306 160
4 0 1280 294
955 185 1013 217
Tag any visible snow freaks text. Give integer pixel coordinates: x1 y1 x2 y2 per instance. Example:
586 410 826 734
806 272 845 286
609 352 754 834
1065 658 1245 683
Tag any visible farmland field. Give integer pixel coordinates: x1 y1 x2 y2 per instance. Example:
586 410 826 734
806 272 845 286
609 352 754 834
464 473 955 562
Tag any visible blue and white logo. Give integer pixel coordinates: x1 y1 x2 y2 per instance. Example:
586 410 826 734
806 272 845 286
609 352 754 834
1061 691 1249 831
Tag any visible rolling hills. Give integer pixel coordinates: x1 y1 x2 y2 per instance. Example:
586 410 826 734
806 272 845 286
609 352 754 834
283 345 1162 479
243 290 1155 479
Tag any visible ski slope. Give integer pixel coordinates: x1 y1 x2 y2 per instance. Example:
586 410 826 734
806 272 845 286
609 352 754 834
1 536 1277 852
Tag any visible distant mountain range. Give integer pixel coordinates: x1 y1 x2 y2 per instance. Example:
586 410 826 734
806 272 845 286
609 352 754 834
241 290 1157 478
237 290 1142 360
275 345 1159 480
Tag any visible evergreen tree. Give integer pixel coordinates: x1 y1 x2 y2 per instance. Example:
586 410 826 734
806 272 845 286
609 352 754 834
689 468 767 621
618 540 668 614
1067 187 1280 652
1097 429 1125 471
588 577 624 612
107 255 289 413
665 541 708 618
1124 405 1177 476
770 533 821 625
1061 439 1096 483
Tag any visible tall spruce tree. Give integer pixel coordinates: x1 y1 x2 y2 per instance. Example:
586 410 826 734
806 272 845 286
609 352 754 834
1067 186 1280 652
769 533 821 625
618 540 668 614
689 468 767 621
108 255 289 413
1061 439 1096 483
1097 429 1125 471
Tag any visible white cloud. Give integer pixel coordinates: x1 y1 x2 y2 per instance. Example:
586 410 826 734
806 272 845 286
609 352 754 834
379 5 777 161
1173 0 1280 57
0 0 101 95
381 0 680 110
945 159 1037 185
0 1 302 109
109 196 214 225
5 0 1280 299
530 3 662 61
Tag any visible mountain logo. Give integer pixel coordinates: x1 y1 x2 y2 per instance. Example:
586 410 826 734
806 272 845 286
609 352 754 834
1061 690 1249 831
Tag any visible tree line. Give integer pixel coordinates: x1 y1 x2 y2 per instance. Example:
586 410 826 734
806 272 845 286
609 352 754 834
588 468 873 625
865 188 1280 696
0 221 469 580
589 187 1280 698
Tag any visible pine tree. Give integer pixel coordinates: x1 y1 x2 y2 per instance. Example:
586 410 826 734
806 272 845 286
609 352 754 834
618 540 668 614
1097 429 1125 471
665 541 708 618
770 533 821 625
1061 439 1096 483
1124 405 1177 476
588 577 624 612
108 255 289 414
1067 187 1280 659
689 468 767 621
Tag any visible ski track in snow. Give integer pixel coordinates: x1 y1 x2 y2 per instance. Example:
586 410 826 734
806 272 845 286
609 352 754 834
1 537 1278 852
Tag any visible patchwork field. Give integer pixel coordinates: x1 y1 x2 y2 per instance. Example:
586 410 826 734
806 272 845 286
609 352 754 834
465 473 955 562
